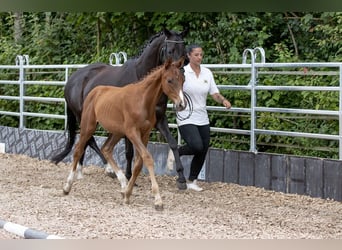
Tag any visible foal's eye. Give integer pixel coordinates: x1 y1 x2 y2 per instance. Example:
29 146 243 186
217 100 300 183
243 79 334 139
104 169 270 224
167 79 172 83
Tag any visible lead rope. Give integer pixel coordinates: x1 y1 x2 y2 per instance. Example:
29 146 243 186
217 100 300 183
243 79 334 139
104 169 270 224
175 92 193 121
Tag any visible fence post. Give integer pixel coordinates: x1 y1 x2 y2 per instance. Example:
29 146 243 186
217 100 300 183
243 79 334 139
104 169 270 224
253 47 266 64
64 67 70 130
339 65 342 160
242 49 257 153
15 55 26 129
242 47 265 154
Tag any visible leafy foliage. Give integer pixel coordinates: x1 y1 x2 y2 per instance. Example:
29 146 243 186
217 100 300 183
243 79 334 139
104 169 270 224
1 12 341 158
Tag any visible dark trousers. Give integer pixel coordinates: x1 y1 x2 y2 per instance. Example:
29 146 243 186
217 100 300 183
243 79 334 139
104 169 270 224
178 124 210 181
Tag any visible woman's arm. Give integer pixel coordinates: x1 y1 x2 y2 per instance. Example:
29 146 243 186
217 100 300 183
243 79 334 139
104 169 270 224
211 93 231 109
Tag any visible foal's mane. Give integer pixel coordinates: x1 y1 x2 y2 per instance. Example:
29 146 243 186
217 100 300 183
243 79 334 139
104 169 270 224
135 62 167 85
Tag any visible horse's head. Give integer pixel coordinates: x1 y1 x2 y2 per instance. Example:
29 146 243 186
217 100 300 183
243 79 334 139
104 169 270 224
162 57 187 112
159 27 189 64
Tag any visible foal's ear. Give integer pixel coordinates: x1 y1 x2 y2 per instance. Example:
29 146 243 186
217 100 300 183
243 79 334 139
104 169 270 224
164 57 173 69
174 57 185 68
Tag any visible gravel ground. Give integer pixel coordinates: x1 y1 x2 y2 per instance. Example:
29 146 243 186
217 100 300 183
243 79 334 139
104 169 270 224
1 152 342 239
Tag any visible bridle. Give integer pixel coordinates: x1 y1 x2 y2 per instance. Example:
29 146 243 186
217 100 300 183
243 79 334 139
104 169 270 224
160 37 193 120
159 38 185 63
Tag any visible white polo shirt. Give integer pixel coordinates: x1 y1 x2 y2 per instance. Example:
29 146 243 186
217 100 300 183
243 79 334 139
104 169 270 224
177 64 219 126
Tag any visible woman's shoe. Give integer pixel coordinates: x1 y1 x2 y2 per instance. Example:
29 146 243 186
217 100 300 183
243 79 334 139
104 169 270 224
186 180 203 191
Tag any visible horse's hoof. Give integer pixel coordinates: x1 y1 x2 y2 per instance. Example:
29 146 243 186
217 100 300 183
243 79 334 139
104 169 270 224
120 191 125 199
63 189 69 195
106 172 117 179
176 180 187 190
154 204 164 211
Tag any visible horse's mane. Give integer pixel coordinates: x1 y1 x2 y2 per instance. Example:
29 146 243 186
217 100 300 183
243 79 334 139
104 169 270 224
132 31 164 59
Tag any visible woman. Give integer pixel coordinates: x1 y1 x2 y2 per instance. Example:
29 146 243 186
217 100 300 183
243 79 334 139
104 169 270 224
174 44 231 191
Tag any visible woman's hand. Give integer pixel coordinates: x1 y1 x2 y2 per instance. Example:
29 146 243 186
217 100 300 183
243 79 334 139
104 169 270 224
212 93 231 109
222 99 231 109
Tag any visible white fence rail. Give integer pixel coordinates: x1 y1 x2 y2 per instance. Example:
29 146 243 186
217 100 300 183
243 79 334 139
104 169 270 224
1 49 342 158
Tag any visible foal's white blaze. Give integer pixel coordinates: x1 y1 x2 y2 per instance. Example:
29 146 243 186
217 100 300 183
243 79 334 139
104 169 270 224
179 90 185 108
76 163 83 179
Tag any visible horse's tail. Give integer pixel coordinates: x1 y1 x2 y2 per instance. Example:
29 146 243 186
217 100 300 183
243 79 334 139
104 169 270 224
51 107 78 164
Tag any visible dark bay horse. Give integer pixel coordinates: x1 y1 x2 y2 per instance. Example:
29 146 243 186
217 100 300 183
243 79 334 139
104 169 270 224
52 28 189 189
62 58 186 210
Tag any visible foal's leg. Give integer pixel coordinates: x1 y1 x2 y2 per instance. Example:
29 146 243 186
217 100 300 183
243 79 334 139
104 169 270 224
128 133 163 210
101 134 128 193
124 154 143 204
77 135 113 178
63 137 89 195
63 110 97 195
155 114 187 190
75 143 88 180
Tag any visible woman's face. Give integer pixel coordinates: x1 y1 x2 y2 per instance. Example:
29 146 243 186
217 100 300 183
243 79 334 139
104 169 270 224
188 47 203 66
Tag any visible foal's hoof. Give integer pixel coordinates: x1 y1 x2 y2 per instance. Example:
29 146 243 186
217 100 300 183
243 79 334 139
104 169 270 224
176 180 187 190
154 204 164 211
63 189 69 195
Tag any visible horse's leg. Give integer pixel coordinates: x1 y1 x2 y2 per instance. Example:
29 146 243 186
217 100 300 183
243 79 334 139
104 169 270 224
101 134 128 194
76 149 85 179
87 136 108 165
89 133 117 178
128 132 163 210
155 114 187 190
76 140 97 180
124 137 134 180
51 107 78 164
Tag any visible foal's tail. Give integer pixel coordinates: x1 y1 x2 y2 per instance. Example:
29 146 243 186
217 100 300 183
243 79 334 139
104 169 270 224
51 107 78 164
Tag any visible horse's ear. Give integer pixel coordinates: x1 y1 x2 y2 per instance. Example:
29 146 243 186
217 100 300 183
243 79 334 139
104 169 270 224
163 27 172 38
180 26 189 38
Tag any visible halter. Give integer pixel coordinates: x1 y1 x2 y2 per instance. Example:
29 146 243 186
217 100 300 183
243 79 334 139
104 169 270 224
159 38 185 63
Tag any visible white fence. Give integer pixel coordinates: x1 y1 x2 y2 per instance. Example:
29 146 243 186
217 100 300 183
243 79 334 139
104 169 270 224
1 49 342 159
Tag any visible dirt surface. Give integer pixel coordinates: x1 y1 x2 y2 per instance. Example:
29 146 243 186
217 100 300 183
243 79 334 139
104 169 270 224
1 152 342 239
